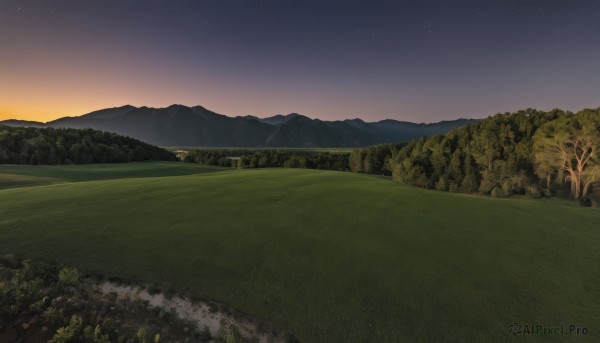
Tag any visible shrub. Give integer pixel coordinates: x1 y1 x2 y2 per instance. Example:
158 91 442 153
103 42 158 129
0 281 9 317
83 325 110 343
435 177 448 191
49 315 82 343
526 186 542 198
43 306 64 325
137 328 147 343
501 180 512 197
58 267 80 288
229 324 242 340
580 198 592 207
491 186 504 198
10 263 43 315
448 182 459 193
28 295 49 314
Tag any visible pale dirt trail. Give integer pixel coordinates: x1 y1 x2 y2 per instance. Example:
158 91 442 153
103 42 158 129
100 281 278 343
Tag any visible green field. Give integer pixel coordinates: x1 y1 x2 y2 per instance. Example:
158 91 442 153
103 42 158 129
0 162 225 190
1 162 599 342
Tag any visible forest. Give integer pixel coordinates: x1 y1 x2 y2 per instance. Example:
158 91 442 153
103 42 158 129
3 108 598 204
0 126 176 164
350 108 600 204
183 108 600 204
183 149 350 171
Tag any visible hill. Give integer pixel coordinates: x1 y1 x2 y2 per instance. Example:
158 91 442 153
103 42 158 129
0 125 176 164
0 105 477 147
0 119 46 128
0 163 599 342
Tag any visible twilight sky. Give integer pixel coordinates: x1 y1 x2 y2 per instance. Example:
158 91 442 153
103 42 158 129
1 0 599 123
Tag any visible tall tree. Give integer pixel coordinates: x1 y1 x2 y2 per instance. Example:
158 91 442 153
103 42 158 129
534 114 600 200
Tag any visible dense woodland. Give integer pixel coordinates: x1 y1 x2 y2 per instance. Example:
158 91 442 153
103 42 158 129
350 108 600 203
0 126 176 164
3 108 598 204
183 108 600 203
183 149 350 171
349 144 402 175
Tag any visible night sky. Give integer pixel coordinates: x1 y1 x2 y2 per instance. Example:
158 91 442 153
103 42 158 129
1 0 599 122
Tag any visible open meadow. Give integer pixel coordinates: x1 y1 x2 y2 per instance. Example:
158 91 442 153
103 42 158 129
1 162 599 342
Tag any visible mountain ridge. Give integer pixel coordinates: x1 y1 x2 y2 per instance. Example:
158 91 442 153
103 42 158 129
1 105 478 147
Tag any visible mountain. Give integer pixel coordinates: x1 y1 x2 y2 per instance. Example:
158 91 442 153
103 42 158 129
0 119 46 128
258 113 303 125
1 105 478 147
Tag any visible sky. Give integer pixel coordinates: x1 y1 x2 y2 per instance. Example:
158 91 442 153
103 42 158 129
1 0 599 123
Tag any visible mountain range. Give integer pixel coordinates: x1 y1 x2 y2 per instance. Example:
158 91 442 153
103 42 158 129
0 105 478 147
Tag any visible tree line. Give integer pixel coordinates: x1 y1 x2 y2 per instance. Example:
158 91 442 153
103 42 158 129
183 149 350 171
0 126 176 164
349 108 600 203
349 144 403 175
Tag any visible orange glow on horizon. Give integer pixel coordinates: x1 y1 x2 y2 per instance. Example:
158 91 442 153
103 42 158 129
0 105 92 122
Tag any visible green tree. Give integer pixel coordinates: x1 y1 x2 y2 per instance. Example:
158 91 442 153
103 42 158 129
534 114 600 200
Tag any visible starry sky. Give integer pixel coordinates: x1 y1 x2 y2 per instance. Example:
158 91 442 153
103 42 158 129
1 0 599 123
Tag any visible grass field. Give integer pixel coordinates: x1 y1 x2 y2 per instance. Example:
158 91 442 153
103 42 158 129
0 162 225 190
1 162 599 342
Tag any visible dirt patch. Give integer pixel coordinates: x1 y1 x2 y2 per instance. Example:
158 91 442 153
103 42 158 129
99 281 280 342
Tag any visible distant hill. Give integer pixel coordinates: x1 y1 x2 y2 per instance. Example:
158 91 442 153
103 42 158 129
0 125 176 164
0 119 46 128
0 105 478 147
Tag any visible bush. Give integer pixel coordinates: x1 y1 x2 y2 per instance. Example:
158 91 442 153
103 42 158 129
49 315 82 343
501 180 512 197
137 328 147 343
8 262 43 316
83 325 110 343
435 177 448 191
543 188 552 197
526 186 542 198
491 186 505 198
43 306 64 325
58 267 80 288
448 182 459 193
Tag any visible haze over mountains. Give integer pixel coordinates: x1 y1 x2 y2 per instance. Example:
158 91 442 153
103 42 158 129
0 105 477 147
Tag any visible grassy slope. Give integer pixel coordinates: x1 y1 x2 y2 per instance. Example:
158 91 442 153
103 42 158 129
0 163 599 342
0 162 224 190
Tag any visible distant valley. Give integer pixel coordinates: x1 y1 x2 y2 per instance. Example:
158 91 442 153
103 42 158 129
0 105 477 147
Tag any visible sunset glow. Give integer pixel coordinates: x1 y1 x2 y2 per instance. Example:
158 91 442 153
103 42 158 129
1 1 599 122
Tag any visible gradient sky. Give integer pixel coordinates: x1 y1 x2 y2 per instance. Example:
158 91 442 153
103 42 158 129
1 0 599 123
